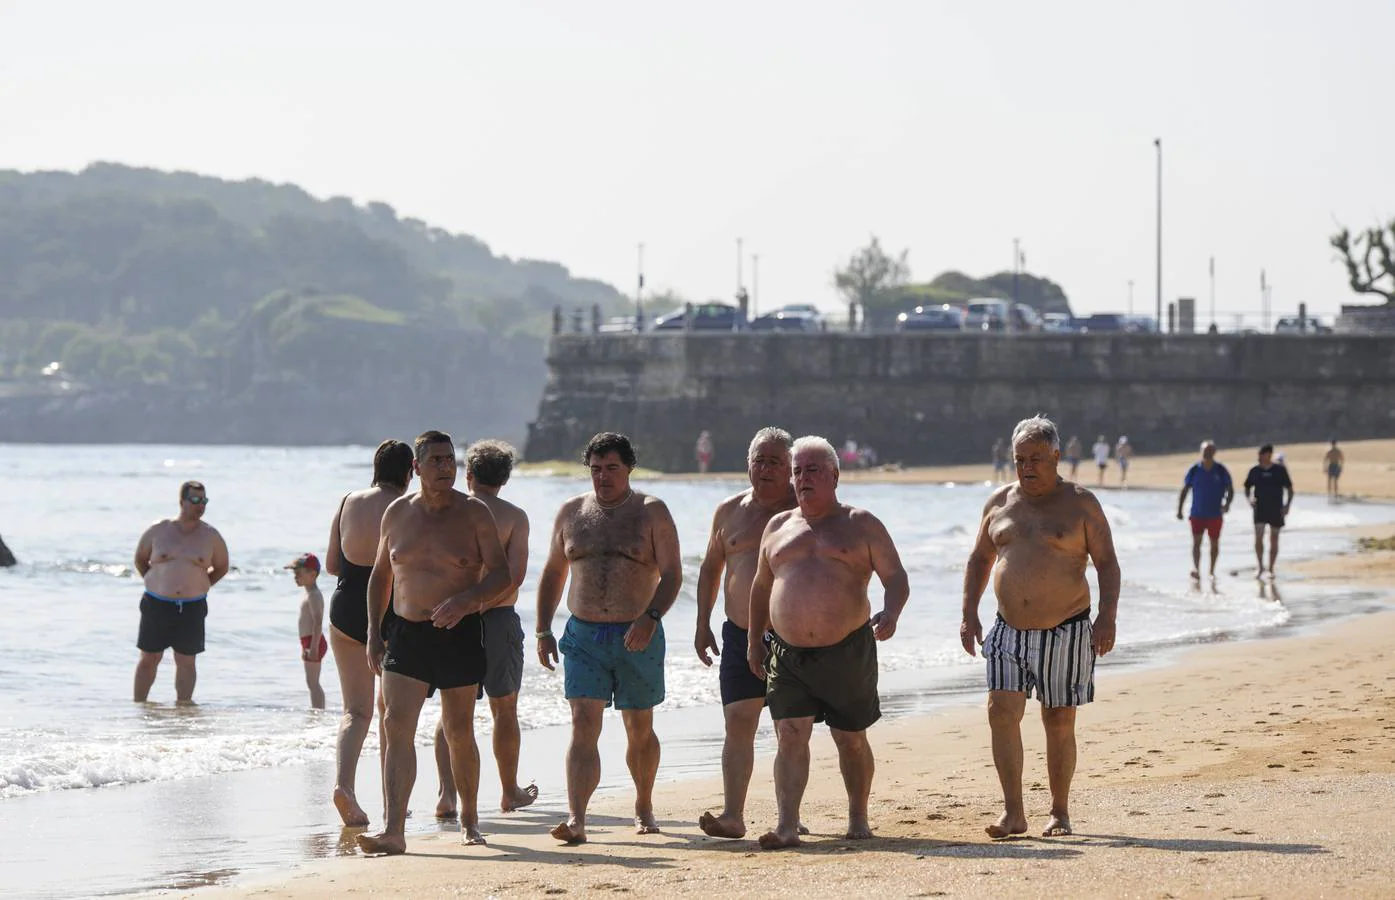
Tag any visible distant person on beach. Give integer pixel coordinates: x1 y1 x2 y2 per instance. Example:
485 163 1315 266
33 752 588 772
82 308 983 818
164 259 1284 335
746 435 909 849
1064 435 1083 480
133 480 230 704
696 430 714 474
1115 435 1133 488
695 427 798 840
433 439 537 816
357 431 513 856
536 432 682 844
324 439 414 827
1091 435 1110 486
992 438 1009 484
1176 441 1233 580
289 552 327 710
961 415 1121 839
1245 443 1294 579
1324 440 1345 501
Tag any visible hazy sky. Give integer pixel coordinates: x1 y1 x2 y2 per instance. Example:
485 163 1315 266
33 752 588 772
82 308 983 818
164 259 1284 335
3 0 1393 321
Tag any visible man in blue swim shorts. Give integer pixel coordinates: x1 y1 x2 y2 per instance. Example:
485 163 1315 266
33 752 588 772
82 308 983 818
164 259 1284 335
536 432 683 845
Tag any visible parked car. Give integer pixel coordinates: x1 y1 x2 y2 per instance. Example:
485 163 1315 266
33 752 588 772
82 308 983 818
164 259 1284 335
896 304 965 332
964 299 1044 332
1075 313 1156 334
652 302 743 331
598 315 638 333
1274 316 1332 334
750 303 824 332
1042 312 1076 333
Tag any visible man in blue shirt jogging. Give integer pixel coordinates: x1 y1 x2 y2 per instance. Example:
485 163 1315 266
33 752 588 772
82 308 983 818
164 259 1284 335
1176 441 1234 580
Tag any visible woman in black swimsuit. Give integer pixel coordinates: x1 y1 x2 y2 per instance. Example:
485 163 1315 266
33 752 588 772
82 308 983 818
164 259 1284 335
324 440 413 827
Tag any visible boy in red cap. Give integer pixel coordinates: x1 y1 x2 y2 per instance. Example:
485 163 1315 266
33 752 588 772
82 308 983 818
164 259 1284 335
288 553 327 709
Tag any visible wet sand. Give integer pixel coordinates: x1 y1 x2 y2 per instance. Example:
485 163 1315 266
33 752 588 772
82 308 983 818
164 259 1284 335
182 537 1395 899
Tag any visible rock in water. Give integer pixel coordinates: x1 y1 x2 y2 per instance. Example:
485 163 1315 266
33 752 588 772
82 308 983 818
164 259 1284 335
0 534 15 567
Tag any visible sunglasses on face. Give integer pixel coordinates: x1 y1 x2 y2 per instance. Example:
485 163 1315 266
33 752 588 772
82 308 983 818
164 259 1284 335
183 496 209 505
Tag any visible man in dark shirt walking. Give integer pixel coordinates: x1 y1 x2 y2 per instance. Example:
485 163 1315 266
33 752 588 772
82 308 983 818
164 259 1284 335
1244 444 1294 579
1176 441 1233 580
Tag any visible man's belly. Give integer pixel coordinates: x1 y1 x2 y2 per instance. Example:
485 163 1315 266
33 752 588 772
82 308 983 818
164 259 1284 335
768 566 870 648
567 557 658 623
722 552 759 629
144 561 210 598
392 569 476 621
991 548 1090 630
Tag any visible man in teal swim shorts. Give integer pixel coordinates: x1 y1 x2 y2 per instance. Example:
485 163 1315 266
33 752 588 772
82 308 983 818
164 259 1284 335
536 432 683 845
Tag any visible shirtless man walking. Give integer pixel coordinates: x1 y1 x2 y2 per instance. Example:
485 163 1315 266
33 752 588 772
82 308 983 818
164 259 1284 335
961 415 1121 839
747 435 909 849
356 431 513 856
696 427 797 839
434 439 538 817
536 432 682 844
325 439 414 827
133 480 230 704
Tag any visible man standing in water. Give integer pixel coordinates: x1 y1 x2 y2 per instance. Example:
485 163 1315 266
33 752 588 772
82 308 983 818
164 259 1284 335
1245 443 1294 579
324 439 414 827
356 431 513 856
1323 439 1344 502
746 435 909 849
962 415 1120 839
536 432 683 844
695 427 798 839
133 480 230 704
1177 440 1234 580
435 439 538 817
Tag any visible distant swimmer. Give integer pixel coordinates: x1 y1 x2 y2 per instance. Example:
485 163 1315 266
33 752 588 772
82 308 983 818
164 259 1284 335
1091 435 1110 486
357 431 514 856
1115 435 1133 488
536 432 683 844
1064 435 1083 481
1245 443 1294 579
323 439 414 828
1176 441 1234 580
695 427 798 840
288 553 327 710
133 480 229 704
962 415 1121 839
746 435 909 849
992 438 1009 484
696 430 715 474
1323 439 1344 502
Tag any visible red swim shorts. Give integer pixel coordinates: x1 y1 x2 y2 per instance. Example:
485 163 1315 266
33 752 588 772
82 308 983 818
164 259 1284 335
300 634 328 662
1189 517 1223 540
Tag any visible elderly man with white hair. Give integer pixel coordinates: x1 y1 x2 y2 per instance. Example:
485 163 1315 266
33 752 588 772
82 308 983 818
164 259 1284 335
961 414 1121 840
745 434 909 849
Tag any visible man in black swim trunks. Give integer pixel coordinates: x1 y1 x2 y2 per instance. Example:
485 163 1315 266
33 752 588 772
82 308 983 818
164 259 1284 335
1245 443 1294 579
324 439 414 827
356 431 513 856
746 436 909 849
695 427 797 840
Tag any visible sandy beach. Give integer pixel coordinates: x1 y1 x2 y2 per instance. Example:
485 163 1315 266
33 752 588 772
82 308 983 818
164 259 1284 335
180 517 1395 900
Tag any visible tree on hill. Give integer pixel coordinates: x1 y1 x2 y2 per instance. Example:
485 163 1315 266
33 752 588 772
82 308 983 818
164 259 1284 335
1332 220 1395 304
833 236 910 326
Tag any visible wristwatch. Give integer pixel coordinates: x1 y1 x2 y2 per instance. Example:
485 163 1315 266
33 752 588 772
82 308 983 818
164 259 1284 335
645 608 662 622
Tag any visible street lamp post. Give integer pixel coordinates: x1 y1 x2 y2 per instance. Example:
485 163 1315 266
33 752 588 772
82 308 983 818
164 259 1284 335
636 242 645 332
1128 279 1134 315
1154 138 1163 331
752 253 760 318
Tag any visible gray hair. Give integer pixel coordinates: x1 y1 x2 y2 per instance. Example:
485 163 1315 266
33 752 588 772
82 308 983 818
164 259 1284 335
791 435 839 471
1200 439 1216 452
1011 415 1061 451
748 426 793 462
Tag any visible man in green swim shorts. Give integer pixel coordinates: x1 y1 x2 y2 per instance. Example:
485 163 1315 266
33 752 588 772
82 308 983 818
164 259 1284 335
535 432 683 845
747 435 909 849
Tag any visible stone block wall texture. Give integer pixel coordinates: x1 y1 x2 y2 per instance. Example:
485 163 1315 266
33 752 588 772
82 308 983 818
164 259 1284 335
525 332 1395 471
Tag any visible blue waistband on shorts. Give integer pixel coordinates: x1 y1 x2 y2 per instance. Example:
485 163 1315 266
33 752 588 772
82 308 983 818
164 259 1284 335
145 591 207 605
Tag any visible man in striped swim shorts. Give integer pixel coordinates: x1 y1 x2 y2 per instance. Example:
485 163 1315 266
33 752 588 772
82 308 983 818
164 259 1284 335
961 415 1121 840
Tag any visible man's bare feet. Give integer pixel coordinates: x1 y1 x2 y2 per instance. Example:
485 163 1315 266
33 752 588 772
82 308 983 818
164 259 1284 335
1042 813 1072 836
551 819 586 845
355 831 406 856
844 819 874 840
463 825 487 846
501 783 539 812
985 811 1028 840
635 812 661 835
758 827 802 850
435 801 458 820
1188 569 1200 580
698 810 746 839
333 787 370 828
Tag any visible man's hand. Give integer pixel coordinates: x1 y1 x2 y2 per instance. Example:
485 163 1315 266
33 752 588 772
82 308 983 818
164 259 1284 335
367 632 385 676
871 609 899 641
1249 497 1257 509
1092 615 1116 656
747 639 765 680
1175 510 1183 521
430 595 478 629
960 614 983 656
624 615 658 652
1223 501 1232 514
537 633 559 671
695 623 719 666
